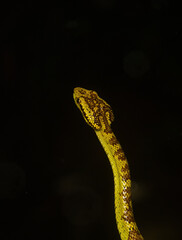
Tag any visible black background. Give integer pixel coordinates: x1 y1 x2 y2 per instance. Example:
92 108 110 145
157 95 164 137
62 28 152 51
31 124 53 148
1 1 182 240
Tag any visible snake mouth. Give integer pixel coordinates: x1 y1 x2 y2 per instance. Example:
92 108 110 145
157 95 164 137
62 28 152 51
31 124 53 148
73 95 81 110
73 92 84 116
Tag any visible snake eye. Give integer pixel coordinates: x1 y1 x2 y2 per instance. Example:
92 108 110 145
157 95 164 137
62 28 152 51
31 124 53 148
76 98 80 104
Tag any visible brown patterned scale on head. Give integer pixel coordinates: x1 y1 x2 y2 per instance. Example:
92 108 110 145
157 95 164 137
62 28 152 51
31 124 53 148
73 87 114 132
73 87 144 240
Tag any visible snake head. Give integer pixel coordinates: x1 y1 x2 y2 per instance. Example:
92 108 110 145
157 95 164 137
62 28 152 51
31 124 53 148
73 87 114 131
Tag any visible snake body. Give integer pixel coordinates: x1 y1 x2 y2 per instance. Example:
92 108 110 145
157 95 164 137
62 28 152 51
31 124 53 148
73 87 144 240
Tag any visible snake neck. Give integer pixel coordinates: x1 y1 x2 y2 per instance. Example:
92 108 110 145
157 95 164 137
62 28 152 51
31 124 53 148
95 127 143 240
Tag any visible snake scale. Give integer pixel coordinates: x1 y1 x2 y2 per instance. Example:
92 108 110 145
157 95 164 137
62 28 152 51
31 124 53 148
73 87 144 240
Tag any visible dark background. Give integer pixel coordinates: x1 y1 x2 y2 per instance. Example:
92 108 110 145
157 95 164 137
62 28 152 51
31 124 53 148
1 1 182 240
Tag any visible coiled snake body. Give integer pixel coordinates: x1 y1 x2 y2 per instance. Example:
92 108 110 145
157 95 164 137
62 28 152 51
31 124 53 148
73 87 144 240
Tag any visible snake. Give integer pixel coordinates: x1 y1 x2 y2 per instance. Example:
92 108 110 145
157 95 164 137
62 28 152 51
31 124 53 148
73 87 144 240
